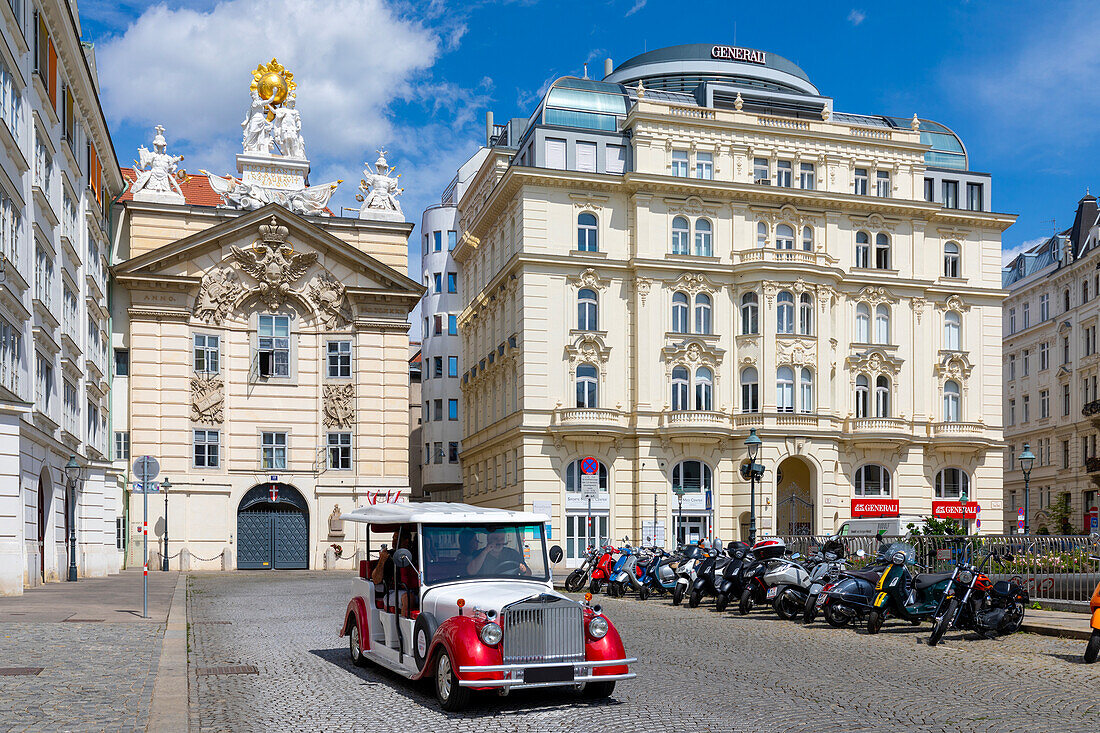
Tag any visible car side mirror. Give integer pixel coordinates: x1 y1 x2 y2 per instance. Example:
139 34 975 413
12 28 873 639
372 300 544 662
549 545 564 563
393 548 415 568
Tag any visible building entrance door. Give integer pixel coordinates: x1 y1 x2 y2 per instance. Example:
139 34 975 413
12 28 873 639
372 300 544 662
237 484 309 569
675 514 711 546
776 457 815 535
565 513 608 567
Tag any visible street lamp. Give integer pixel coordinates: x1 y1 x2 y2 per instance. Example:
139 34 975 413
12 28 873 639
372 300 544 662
1019 443 1036 535
672 485 685 548
63 455 84 582
742 429 764 545
161 477 172 571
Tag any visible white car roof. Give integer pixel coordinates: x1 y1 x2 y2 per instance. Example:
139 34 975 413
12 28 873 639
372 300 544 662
341 501 549 525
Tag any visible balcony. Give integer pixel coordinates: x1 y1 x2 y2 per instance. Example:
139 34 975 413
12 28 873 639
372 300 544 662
1084 400 1100 428
929 421 996 452
841 417 912 447
734 247 836 268
549 407 630 442
658 410 733 443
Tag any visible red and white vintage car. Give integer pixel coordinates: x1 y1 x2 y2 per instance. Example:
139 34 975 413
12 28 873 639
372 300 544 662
338 502 635 710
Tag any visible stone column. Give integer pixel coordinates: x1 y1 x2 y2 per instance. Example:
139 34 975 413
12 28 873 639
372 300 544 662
0 411 24 595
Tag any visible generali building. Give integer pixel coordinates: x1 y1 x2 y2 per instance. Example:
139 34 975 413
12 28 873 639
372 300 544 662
451 44 1013 561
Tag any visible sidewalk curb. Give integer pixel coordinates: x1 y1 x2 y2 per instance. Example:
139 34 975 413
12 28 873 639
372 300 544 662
148 574 188 733
1020 622 1092 641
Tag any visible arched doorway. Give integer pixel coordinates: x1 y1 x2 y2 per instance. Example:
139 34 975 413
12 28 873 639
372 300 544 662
775 457 815 536
237 483 309 569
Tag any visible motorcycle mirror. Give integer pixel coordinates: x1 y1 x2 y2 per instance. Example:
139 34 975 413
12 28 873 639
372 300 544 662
791 553 801 560
549 545 564 563
856 549 867 558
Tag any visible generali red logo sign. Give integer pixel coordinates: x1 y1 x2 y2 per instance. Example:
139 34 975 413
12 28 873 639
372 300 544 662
851 499 899 517
932 501 978 519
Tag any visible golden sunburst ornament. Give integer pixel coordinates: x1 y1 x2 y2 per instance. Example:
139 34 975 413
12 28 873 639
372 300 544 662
250 59 296 119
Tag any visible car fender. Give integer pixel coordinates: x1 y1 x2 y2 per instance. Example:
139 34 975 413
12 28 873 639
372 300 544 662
412 614 503 685
340 596 369 650
1091 607 1100 631
585 611 629 677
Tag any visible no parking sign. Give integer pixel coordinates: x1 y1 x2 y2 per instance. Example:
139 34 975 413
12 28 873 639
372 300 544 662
580 456 599 475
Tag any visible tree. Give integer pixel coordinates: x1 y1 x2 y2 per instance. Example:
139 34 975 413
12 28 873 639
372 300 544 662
906 516 965 536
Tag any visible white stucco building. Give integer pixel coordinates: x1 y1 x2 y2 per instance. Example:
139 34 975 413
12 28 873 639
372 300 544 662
0 0 125 595
451 45 1014 562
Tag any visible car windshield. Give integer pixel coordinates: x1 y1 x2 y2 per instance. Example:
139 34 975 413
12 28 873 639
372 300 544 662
421 523 550 585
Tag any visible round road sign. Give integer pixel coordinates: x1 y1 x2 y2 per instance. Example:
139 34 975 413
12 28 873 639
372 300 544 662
580 456 599 475
133 456 160 482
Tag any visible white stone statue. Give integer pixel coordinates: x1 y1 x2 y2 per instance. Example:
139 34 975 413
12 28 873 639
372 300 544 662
203 170 339 217
131 125 185 202
241 88 277 154
357 149 404 221
273 95 305 159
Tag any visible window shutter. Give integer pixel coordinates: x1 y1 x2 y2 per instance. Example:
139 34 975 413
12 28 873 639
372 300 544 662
545 138 566 169
606 145 626 174
47 37 57 107
576 141 596 173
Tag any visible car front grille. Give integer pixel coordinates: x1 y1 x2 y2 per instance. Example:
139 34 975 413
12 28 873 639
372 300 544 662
501 595 585 665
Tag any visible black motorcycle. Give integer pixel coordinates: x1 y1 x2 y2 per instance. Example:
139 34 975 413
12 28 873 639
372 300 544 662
689 540 731 608
714 542 753 612
927 553 1029 646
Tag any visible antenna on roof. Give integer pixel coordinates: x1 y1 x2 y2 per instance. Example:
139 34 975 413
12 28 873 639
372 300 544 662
1042 218 1056 235
583 62 588 79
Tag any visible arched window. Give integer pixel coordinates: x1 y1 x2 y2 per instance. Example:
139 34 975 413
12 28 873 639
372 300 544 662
566 458 607 493
756 222 769 248
855 231 870 268
577 212 598 252
935 468 970 498
799 293 813 335
776 366 794 413
694 293 712 334
875 375 890 417
671 366 689 411
875 233 891 269
694 367 713 411
874 304 890 344
944 311 961 350
741 367 759 413
671 216 690 255
855 374 870 418
854 464 891 496
802 226 813 252
777 291 795 334
944 242 960 278
943 380 961 422
741 292 759 335
672 460 712 496
672 292 689 333
855 303 870 343
576 364 598 408
776 224 794 250
799 368 813 413
577 288 598 331
694 219 713 257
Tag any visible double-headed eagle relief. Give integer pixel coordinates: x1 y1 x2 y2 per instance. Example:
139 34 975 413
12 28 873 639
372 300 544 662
230 217 318 312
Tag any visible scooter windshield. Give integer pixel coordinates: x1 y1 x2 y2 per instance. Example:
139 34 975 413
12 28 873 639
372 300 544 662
881 542 916 564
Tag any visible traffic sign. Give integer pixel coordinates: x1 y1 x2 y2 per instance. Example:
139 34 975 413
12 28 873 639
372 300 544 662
580 457 599 475
134 456 160 482
580 474 600 499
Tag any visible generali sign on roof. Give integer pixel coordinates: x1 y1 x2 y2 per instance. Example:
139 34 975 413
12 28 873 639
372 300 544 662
710 46 767 65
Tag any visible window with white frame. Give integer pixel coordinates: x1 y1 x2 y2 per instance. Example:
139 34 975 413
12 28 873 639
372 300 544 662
261 431 287 469
854 464 891 496
63 380 78 434
775 224 794 250
875 233 891 269
855 231 870 268
741 367 759 413
35 353 53 414
741 292 759 335
944 312 961 351
671 216 690 255
875 375 890 417
577 212 598 252
944 242 960 278
876 170 891 197
756 222 768 248
855 374 869 418
0 186 20 269
0 55 20 143
776 160 792 187
853 168 868 195
776 366 794 412
577 288 598 331
328 431 352 469
576 364 598 408
694 218 712 256
34 135 52 194
671 366 689 411
115 431 130 461
799 368 814 413
34 244 53 308
695 152 713 179
1040 342 1049 370
799 293 813 335
671 150 688 177
753 157 769 184
672 292 689 333
694 293 712 334
87 400 99 448
1040 389 1049 419
801 226 813 252
943 380 961 422
776 291 795 334
694 367 713 411
258 314 290 377
327 340 351 378
1040 293 1049 321
855 304 870 343
672 460 711 496
194 429 220 468
194 334 219 373
935 468 969 498
874 305 890 344
799 162 815 189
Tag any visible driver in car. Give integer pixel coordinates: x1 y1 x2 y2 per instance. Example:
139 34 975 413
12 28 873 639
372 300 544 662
466 528 531 576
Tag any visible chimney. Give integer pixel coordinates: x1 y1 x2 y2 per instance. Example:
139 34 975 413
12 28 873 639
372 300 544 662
485 110 494 146
604 58 613 78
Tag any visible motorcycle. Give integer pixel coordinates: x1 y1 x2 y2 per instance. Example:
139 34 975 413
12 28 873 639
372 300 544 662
927 551 1029 646
607 543 639 598
689 540 731 608
564 545 599 593
672 543 706 606
1087 551 1100 663
867 542 953 634
714 542 754 612
738 537 788 615
803 545 863 624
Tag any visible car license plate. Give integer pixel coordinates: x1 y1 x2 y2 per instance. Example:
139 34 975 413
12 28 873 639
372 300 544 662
525 665 574 684
766 587 778 599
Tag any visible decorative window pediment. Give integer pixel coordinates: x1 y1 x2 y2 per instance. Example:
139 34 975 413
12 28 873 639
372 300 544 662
569 193 608 214
661 337 725 376
667 272 718 295
846 347 903 377
934 352 974 393
937 226 970 242
565 332 611 373
936 294 970 314
569 268 609 292
664 195 720 218
848 212 897 233
854 286 898 306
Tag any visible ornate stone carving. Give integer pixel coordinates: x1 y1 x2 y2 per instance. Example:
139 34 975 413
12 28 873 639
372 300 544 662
309 272 354 329
191 374 224 424
846 347 903 377
635 277 652 305
669 272 718 295
854 286 898 306
849 212 896 233
662 338 725 376
131 125 186 203
937 294 971 313
911 296 927 323
776 339 817 367
357 149 404 221
205 171 339 217
569 193 608 213
194 267 244 325
665 195 719 218
231 217 318 311
565 333 612 373
934 352 974 390
570 268 609 292
323 383 355 428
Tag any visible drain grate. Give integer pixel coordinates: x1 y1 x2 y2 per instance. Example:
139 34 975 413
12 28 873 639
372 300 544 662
0 667 44 676
196 665 258 676
63 618 105 623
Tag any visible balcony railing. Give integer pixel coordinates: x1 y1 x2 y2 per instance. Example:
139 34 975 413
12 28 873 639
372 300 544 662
735 247 830 266
1086 457 1100 473
930 421 984 436
554 407 628 428
662 410 731 428
850 417 908 432
1083 400 1100 417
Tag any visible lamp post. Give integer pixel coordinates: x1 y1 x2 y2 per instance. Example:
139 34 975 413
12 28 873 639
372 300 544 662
672 486 685 547
63 455 84 582
161 477 171 571
1019 443 1036 535
743 429 763 545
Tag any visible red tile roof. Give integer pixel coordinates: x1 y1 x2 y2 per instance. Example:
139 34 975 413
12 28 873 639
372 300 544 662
409 348 422 365
119 167 225 207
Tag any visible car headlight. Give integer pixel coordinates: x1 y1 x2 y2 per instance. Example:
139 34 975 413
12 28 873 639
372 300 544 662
588 614 609 640
479 622 502 646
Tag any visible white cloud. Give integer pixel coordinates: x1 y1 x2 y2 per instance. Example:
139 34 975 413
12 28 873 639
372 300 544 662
625 0 646 17
847 9 865 25
1002 236 1050 266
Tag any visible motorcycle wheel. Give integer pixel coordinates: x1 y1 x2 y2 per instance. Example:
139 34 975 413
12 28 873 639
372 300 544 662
715 593 728 613
1000 602 1025 636
803 594 818 624
773 588 801 621
671 584 684 606
823 602 853 628
564 570 585 593
738 587 755 616
688 590 702 609
928 599 957 647
1085 630 1100 664
867 608 884 635
639 586 650 602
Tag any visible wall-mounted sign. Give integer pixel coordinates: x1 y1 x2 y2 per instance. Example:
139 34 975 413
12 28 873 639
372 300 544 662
851 498 899 518
932 501 978 519
710 45 767 65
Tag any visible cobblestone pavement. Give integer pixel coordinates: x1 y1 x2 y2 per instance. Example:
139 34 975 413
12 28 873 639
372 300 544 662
0 621 163 733
188 572 1100 733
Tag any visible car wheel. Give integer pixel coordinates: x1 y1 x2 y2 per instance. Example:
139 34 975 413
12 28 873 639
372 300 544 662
738 587 755 616
582 680 615 699
1085 630 1100 663
867 608 884 635
434 650 471 712
928 599 957 647
348 619 367 668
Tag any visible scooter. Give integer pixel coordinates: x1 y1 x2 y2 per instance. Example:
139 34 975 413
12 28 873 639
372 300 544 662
763 552 814 620
610 544 650 599
714 542 753 612
641 548 679 596
689 540 731 608
671 544 706 606
588 545 618 594
867 542 953 634
803 544 862 624
738 537 789 615
1087 552 1100 663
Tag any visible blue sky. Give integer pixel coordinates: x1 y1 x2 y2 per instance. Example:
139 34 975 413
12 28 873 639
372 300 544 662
82 0 1098 285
